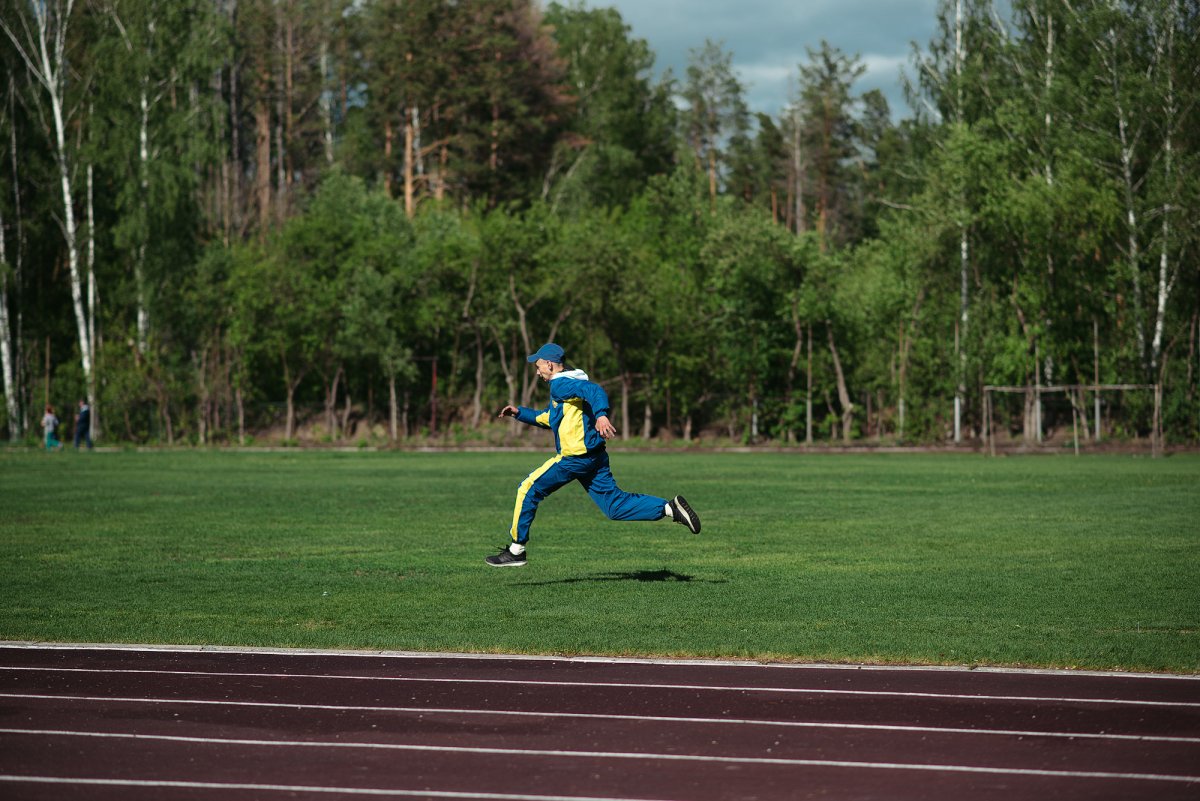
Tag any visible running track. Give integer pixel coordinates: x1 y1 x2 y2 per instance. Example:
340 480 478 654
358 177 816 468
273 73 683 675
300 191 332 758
0 644 1197 800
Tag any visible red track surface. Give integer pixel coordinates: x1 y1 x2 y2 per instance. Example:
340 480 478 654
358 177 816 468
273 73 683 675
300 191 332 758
0 644 1197 800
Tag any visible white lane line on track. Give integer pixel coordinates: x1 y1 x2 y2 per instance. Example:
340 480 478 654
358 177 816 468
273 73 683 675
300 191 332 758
2 728 1198 784
0 775 656 800
3 665 1197 708
3 692 1199 744
3 642 1197 681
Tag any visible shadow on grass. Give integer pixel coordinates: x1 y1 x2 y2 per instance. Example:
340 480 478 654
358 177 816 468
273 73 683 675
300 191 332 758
519 568 725 586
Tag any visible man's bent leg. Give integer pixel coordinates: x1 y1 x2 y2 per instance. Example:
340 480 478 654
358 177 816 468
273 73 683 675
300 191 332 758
579 454 666 522
510 455 574 544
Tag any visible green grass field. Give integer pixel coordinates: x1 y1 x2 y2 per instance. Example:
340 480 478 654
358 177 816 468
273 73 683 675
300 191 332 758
1 449 1197 672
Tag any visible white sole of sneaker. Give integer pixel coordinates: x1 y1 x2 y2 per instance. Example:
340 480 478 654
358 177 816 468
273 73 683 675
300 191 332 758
673 497 700 534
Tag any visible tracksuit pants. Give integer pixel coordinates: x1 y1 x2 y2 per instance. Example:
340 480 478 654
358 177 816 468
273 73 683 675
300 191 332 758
511 449 665 544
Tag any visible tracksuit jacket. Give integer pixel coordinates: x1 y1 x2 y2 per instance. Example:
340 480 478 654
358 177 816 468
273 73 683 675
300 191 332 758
509 369 665 544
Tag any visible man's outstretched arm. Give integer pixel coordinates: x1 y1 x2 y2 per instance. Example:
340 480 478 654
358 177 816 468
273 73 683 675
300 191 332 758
498 405 551 429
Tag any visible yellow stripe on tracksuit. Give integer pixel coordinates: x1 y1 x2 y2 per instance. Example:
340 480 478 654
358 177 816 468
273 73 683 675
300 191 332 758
511 454 562 541
557 399 588 456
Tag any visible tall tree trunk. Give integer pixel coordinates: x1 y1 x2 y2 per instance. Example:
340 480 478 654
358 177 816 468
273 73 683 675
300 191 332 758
490 324 516 409
254 85 271 234
325 364 343 439
388 372 398 443
614 344 630 441
955 226 968 443
4 78 24 439
805 322 813 445
791 108 805 234
274 1 287 223
281 354 304 442
1104 24 1148 372
383 117 394 197
827 322 854 443
341 386 352 439
404 106 415 217
195 349 209 446
898 286 925 443
785 301 803 443
319 38 334 164
1150 4 1177 374
136 81 151 355
471 326 484 428
86 161 98 440
510 274 536 407
236 384 245 445
228 27 242 239
953 0 967 445
436 137 447 201
0 207 16 441
402 390 410 439
1 4 93 414
284 5 294 189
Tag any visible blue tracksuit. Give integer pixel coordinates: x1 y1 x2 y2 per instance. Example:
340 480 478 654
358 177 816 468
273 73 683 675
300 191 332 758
509 369 665 544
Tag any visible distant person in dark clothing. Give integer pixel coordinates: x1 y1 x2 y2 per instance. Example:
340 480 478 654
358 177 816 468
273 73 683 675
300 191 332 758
74 399 93 450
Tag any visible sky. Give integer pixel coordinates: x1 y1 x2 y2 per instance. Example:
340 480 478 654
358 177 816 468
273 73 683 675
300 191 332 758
584 0 949 120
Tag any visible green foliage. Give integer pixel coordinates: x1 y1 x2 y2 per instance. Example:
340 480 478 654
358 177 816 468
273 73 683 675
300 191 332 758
543 2 676 211
2 0 1196 448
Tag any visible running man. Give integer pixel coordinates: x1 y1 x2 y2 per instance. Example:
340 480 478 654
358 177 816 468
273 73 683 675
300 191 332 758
487 343 700 567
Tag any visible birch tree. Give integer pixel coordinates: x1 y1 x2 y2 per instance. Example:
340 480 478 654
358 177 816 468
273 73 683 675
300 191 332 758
0 200 17 441
102 0 217 355
1 0 96 417
1146 0 1190 376
0 76 23 440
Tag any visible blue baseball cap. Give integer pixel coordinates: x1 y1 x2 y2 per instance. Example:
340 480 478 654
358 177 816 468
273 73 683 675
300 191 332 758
527 343 564 364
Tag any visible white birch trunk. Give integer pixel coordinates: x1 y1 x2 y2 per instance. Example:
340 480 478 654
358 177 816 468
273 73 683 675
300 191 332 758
953 0 967 444
5 79 24 439
0 209 16 440
1043 12 1054 187
2 2 93 413
53 65 91 403
1106 22 1147 370
319 39 334 164
1150 7 1177 373
956 228 967 443
86 162 98 439
137 81 151 355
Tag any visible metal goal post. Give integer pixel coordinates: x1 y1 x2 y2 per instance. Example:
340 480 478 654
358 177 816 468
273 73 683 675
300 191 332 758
982 384 1161 457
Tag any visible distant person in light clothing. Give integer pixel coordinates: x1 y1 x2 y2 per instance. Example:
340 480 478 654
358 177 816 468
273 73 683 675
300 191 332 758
42 405 63 451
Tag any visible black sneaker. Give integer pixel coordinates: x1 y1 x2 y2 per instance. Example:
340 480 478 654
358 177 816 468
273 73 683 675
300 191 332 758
485 545 527 567
669 495 701 534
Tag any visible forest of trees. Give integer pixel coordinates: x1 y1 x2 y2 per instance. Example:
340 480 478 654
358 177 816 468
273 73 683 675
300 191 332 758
1 0 1196 448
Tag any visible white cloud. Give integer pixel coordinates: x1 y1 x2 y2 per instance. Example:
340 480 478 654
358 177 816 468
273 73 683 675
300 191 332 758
588 0 943 119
